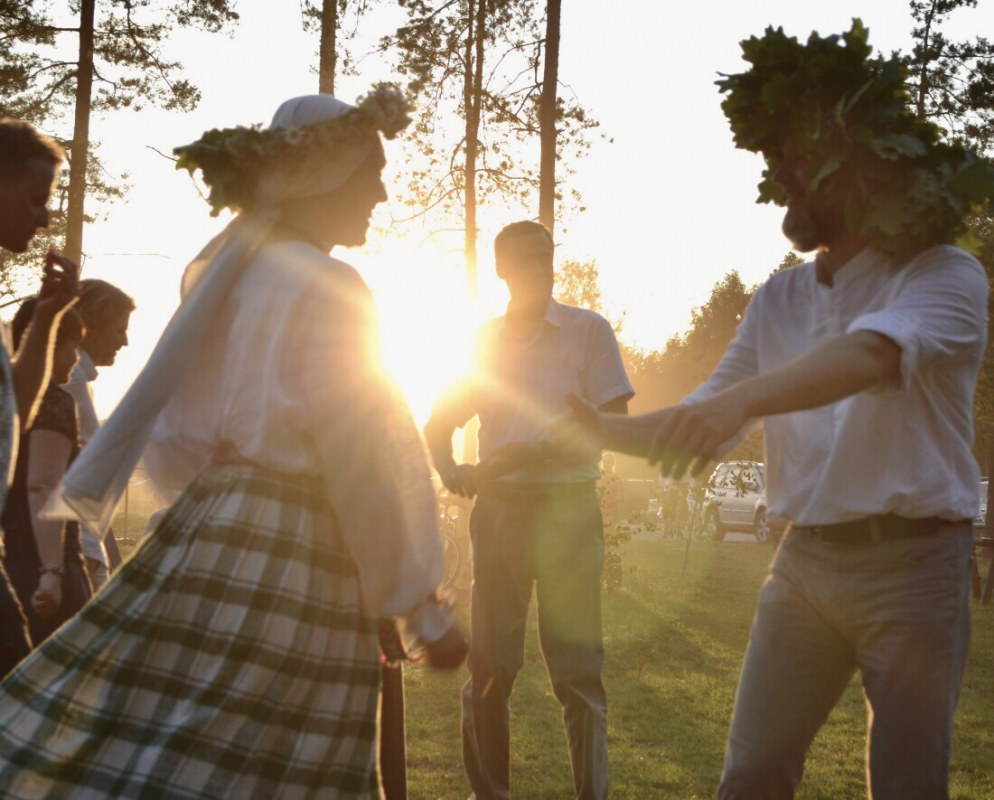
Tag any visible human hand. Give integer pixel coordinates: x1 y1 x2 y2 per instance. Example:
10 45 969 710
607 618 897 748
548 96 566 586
647 395 749 479
36 251 80 317
440 463 479 499
31 571 62 618
545 392 604 464
424 623 469 671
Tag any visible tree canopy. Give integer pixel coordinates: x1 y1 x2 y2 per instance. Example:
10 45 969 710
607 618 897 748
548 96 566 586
0 0 238 280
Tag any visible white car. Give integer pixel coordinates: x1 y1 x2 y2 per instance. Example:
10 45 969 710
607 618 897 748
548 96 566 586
701 461 772 543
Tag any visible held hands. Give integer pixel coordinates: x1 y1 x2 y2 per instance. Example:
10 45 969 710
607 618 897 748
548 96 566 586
439 463 479 499
648 393 749 479
31 571 62 618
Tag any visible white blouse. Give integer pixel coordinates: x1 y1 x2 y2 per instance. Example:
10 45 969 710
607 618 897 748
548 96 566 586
144 240 447 640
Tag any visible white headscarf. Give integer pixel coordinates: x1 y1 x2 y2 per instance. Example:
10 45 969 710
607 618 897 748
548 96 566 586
43 95 377 535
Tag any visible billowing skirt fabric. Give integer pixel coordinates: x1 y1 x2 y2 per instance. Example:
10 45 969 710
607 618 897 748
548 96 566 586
0 464 381 799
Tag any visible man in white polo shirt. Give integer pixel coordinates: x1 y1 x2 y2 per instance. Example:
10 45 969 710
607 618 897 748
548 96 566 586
559 23 993 800
425 221 633 800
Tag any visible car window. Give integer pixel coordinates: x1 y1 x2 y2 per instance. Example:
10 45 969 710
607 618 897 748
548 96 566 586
715 467 738 489
740 465 761 490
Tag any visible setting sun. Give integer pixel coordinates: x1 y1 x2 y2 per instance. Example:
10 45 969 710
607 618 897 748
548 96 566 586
366 246 497 428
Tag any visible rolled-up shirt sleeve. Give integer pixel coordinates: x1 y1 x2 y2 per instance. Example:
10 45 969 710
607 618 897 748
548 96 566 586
847 246 988 391
294 268 448 641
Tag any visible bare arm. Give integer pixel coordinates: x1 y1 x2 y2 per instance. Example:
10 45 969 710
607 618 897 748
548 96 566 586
424 414 478 498
12 305 57 429
26 428 74 617
486 393 632 477
598 330 900 477
12 253 79 428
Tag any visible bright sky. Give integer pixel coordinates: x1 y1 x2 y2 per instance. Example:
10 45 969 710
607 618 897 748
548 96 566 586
68 0 993 423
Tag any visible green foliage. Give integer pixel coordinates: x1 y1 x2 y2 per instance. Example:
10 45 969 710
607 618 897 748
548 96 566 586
387 0 599 239
906 0 994 155
774 251 805 273
554 258 604 315
0 0 237 275
718 19 994 257
626 271 755 416
1 2 239 123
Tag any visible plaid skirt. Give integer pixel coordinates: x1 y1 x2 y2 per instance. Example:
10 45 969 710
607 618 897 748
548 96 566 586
0 465 381 799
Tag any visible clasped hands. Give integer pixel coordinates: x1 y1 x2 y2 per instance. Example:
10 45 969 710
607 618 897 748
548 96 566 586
547 390 749 479
38 250 80 317
31 571 63 619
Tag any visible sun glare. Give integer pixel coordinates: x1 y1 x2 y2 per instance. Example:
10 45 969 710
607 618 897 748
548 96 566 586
363 247 499 427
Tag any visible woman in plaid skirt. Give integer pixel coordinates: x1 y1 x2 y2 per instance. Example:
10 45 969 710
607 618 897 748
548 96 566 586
0 88 465 798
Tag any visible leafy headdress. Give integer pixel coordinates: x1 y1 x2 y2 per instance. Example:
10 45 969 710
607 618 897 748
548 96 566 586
717 19 994 256
174 83 411 216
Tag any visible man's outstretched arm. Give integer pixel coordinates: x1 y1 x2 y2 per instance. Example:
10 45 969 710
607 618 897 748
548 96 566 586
601 330 900 477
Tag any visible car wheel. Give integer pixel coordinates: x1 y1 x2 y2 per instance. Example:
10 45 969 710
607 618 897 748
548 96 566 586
704 507 724 541
754 508 771 544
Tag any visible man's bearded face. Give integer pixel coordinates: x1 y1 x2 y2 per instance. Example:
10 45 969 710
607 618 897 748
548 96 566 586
773 141 845 252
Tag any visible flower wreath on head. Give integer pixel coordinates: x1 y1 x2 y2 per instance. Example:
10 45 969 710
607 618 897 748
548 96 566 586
173 83 412 217
716 19 994 256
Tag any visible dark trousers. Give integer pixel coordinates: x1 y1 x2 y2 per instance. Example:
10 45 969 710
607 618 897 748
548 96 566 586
462 484 607 800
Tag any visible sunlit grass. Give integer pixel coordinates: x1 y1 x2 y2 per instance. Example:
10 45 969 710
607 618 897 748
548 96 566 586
403 538 994 798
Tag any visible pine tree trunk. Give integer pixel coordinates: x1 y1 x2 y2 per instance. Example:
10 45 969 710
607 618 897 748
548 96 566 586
462 0 488 467
65 0 95 266
538 0 561 232
464 0 486 297
915 2 934 121
319 0 338 95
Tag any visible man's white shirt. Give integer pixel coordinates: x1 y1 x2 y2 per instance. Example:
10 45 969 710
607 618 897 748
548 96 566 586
687 245 988 525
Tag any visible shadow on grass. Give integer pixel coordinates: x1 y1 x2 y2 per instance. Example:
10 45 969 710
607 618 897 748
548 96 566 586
403 538 994 798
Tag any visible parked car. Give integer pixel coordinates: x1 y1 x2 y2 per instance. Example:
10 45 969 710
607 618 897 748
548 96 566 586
701 461 772 543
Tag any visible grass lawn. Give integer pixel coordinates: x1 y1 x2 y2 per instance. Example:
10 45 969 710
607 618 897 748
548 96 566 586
402 536 994 798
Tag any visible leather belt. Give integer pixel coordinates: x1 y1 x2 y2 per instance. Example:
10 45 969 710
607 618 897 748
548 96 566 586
792 514 954 545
